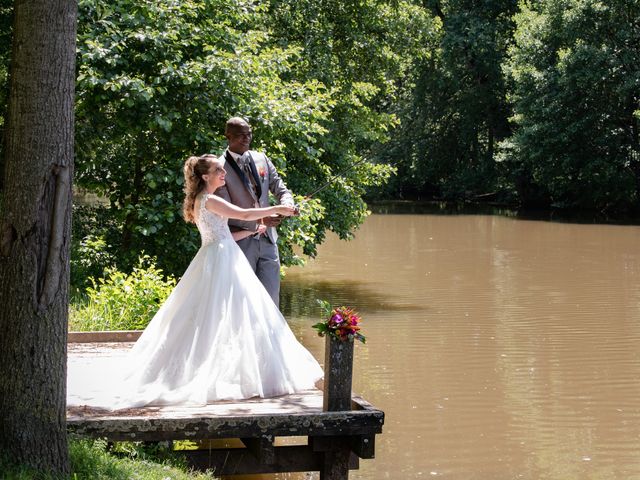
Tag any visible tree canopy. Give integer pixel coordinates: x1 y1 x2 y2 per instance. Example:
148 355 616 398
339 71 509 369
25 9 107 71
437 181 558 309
1 0 638 284
502 0 640 209
72 0 398 277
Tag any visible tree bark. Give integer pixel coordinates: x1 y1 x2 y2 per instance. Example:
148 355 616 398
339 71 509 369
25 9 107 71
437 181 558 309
0 0 77 475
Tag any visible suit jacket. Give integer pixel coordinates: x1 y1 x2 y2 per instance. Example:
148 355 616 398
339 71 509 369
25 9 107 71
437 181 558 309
214 148 293 244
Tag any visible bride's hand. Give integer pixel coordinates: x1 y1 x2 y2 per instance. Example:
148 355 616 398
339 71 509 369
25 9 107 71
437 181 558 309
274 205 296 217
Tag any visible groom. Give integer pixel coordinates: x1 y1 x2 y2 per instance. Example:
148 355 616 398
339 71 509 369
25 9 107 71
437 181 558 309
215 117 294 308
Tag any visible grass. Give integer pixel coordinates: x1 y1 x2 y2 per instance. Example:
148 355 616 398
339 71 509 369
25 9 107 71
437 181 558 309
0 438 218 480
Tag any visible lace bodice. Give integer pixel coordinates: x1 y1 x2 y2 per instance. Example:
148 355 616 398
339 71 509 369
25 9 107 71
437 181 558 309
196 194 233 245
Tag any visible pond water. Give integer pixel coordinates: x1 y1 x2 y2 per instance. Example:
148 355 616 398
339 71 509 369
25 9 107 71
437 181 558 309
271 209 640 480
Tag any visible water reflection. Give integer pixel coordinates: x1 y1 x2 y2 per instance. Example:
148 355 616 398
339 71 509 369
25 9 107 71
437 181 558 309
280 278 426 319
276 212 640 480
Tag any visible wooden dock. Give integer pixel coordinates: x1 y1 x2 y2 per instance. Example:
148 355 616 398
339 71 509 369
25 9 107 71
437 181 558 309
67 332 384 479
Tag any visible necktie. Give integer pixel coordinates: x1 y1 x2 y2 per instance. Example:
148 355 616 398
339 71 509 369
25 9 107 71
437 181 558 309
239 154 258 197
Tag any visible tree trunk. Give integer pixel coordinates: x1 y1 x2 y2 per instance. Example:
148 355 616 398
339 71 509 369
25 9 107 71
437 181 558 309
0 0 77 475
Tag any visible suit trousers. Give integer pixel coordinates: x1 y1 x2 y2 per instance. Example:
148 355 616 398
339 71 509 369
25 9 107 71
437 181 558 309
236 234 281 307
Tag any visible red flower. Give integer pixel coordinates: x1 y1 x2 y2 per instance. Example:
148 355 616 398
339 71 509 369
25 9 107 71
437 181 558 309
312 301 366 344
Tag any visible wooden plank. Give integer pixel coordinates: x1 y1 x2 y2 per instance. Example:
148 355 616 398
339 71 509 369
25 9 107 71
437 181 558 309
67 383 384 443
180 446 359 475
68 330 142 343
180 445 321 474
67 391 368 419
67 405 384 442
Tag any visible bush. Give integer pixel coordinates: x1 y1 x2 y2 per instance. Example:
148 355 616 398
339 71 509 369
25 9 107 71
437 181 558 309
70 203 120 296
0 458 51 480
1 437 217 480
69 256 176 331
70 234 116 298
69 437 216 480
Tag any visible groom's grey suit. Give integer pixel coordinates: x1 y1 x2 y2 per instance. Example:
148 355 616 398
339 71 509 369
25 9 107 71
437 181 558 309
214 148 293 307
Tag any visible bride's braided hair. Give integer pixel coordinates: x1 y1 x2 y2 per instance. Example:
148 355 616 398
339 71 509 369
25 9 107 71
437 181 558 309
183 154 217 224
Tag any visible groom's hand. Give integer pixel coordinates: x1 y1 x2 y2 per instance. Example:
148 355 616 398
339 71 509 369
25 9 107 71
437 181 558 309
262 215 283 227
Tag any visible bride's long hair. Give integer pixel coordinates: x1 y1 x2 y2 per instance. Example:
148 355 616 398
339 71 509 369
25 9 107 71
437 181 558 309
183 154 217 224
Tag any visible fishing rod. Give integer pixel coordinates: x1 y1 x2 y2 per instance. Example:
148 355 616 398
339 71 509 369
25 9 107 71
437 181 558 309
281 157 371 216
268 156 386 223
300 157 370 202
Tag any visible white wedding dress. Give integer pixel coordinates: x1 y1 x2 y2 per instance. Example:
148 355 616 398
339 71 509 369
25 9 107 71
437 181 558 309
67 193 323 409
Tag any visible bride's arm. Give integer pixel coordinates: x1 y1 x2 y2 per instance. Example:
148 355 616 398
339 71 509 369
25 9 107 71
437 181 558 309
205 194 295 221
231 224 267 241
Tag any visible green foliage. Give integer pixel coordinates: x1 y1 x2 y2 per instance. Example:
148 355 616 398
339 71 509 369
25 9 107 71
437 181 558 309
0 457 49 480
502 0 640 210
5 0 637 237
277 195 325 265
74 0 396 277
70 256 176 331
106 440 175 462
382 0 518 201
68 437 216 480
1 437 216 480
70 234 116 296
70 204 119 296
267 0 399 235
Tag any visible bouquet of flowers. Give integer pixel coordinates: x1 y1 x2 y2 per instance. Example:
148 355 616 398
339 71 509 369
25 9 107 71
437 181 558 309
312 299 366 344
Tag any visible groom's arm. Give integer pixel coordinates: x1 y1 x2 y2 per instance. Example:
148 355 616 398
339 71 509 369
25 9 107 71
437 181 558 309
262 156 294 228
266 156 294 206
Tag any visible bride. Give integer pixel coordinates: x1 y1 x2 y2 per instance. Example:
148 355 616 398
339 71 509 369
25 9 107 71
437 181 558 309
68 154 323 409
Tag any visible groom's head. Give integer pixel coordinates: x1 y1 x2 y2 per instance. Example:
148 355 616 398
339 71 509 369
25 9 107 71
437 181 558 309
225 117 253 155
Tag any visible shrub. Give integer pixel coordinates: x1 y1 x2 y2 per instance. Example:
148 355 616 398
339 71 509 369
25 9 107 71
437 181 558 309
69 256 176 331
70 234 116 298
0 437 217 479
69 437 217 479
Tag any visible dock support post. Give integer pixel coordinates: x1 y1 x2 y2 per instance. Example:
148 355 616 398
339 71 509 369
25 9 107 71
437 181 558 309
320 449 350 480
320 335 356 478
